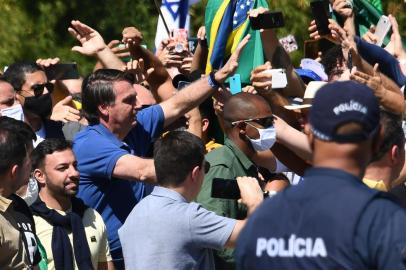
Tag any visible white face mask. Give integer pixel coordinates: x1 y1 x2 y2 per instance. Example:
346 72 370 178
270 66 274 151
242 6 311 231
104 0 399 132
0 104 24 121
246 123 277 151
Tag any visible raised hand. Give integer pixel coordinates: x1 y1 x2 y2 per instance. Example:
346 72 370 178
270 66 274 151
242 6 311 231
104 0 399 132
68 20 107 56
215 34 251 83
332 0 354 19
108 40 131 60
122 27 143 48
250 62 273 93
123 58 154 84
36 57 60 68
50 95 81 123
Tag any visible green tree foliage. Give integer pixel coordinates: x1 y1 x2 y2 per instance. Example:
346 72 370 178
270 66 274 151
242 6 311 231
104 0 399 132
0 0 404 74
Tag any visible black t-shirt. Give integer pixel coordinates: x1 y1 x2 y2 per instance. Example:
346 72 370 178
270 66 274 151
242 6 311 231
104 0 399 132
9 194 41 267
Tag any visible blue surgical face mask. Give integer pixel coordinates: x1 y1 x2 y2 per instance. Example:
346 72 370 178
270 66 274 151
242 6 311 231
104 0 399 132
1 104 24 121
246 122 277 152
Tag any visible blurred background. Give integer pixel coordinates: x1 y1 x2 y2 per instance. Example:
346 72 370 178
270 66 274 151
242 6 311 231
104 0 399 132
0 0 403 74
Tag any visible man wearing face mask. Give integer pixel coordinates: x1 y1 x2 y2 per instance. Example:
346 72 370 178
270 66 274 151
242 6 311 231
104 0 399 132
0 79 25 122
3 61 65 147
196 92 276 270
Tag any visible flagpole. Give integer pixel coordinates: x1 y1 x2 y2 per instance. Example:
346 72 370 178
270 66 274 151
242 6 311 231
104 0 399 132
153 0 171 35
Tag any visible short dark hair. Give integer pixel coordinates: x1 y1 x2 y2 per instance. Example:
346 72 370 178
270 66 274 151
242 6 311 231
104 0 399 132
31 138 72 171
153 131 205 187
82 69 135 124
0 117 36 174
321 45 345 81
371 111 404 162
3 61 44 91
0 116 36 148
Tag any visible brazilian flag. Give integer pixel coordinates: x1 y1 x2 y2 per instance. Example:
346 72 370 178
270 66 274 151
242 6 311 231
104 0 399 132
205 0 269 84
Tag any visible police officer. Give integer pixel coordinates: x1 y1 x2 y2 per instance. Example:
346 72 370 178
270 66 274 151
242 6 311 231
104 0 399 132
236 81 406 269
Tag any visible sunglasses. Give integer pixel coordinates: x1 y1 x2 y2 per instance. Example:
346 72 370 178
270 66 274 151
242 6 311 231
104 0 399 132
22 82 54 97
232 115 275 128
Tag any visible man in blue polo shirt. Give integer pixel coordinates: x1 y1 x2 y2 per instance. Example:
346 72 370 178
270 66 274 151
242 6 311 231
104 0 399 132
73 35 250 269
236 81 406 269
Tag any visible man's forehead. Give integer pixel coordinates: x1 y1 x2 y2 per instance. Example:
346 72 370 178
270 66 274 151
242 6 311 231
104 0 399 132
24 70 47 84
44 149 76 166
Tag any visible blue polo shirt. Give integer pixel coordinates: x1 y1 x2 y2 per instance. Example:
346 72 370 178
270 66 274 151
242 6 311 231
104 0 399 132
236 167 406 270
73 105 164 255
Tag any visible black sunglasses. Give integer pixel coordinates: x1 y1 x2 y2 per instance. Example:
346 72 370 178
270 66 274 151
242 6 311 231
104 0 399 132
31 82 54 97
251 116 275 128
232 115 275 128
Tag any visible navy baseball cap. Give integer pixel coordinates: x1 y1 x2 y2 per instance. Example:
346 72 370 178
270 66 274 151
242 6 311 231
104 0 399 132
309 81 380 143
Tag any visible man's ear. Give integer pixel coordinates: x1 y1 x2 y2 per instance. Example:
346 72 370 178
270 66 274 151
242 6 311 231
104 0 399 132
391 145 401 165
10 164 19 180
98 104 110 117
33 168 46 185
202 118 209 133
190 166 201 183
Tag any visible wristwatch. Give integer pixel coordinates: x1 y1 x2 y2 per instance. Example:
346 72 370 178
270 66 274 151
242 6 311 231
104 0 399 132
208 71 222 89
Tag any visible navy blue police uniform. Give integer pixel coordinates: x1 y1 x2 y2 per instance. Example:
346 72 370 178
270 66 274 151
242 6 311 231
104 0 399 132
236 167 406 269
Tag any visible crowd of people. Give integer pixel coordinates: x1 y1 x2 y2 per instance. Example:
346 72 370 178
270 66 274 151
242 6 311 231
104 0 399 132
1 0 406 269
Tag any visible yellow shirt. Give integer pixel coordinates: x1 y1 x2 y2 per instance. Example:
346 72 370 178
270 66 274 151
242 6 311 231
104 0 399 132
362 178 388 192
205 139 222 153
34 207 111 270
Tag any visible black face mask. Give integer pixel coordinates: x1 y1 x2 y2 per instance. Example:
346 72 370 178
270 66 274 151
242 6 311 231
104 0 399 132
23 93 52 119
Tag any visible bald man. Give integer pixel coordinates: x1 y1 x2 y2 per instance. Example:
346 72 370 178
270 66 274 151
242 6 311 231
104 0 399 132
196 92 276 270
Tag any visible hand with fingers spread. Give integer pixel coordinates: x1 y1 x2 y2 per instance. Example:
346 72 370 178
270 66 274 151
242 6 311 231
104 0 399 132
250 62 273 94
215 34 251 83
108 40 131 60
156 40 183 68
123 58 154 84
350 64 385 98
68 20 107 56
36 57 60 68
50 95 81 123
122 27 143 48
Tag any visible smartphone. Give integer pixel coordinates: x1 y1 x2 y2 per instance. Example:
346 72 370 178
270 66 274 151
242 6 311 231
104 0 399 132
45 63 80 80
310 0 331 36
250 11 285 30
374 15 392 47
229 74 242 94
279 34 298 53
171 29 188 53
211 178 241 200
261 69 288 89
304 38 335 59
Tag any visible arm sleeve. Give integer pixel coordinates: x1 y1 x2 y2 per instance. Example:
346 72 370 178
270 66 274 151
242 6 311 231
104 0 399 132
74 138 128 181
189 202 236 250
355 198 406 269
355 36 406 87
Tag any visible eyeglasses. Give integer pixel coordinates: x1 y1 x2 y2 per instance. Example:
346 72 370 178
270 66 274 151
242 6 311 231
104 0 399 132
21 82 54 97
232 115 275 128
